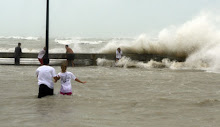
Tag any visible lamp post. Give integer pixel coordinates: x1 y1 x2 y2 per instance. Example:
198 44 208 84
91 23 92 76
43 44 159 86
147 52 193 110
45 0 49 59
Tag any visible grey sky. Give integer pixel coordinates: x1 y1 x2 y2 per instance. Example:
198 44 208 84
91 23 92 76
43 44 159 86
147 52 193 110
0 0 219 38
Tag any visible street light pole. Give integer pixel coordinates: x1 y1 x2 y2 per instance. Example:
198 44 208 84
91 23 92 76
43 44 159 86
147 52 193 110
45 0 49 59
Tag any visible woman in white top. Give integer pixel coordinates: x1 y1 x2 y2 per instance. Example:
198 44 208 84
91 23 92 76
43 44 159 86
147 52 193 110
57 63 86 95
116 47 122 62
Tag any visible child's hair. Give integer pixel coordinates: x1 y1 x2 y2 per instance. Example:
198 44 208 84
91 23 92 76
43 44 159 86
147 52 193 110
61 62 67 72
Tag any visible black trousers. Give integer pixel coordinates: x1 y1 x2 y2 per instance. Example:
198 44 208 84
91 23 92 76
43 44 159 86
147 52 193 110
14 57 20 65
38 84 54 98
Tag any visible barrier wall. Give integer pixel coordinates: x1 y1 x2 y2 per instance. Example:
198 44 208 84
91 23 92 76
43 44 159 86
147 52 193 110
0 53 186 66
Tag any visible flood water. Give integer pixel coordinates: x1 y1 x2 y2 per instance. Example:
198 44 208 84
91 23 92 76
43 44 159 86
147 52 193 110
1 65 220 127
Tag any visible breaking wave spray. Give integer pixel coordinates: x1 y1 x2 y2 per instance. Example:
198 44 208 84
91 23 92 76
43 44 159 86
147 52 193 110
98 12 220 73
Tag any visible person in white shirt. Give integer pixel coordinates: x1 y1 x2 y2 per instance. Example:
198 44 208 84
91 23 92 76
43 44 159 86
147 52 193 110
38 47 46 65
116 47 122 62
36 58 58 98
57 62 86 95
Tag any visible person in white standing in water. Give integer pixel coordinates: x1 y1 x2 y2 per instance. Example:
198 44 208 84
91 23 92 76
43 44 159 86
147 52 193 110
57 62 86 95
38 47 46 65
116 47 122 62
36 58 58 98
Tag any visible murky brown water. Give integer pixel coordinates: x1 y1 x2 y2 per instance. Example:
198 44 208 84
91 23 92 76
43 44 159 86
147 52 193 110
1 65 220 127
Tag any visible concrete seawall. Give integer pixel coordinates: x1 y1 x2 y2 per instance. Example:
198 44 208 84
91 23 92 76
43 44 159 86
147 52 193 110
0 52 186 66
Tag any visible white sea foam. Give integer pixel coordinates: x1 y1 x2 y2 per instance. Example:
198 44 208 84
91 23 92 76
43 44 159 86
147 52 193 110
96 58 115 67
100 13 219 56
0 48 65 53
97 56 185 70
22 48 40 53
55 38 103 45
0 48 15 52
98 12 220 73
0 36 39 40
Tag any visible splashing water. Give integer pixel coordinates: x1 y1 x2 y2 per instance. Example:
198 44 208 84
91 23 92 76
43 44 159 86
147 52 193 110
99 12 220 73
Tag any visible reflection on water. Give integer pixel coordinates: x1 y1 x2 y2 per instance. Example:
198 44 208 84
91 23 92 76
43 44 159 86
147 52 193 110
0 66 220 127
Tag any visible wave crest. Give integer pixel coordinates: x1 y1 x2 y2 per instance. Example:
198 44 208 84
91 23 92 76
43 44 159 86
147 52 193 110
0 36 39 40
99 12 220 73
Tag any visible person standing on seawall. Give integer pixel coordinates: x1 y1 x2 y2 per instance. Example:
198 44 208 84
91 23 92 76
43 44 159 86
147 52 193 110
116 47 122 62
38 47 46 65
36 58 58 98
65 45 74 67
14 42 22 65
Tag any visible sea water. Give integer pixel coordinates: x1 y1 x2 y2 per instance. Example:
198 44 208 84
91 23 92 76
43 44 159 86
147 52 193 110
1 13 220 127
0 66 220 127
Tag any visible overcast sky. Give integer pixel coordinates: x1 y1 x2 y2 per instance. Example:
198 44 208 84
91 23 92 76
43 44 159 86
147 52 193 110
0 0 220 38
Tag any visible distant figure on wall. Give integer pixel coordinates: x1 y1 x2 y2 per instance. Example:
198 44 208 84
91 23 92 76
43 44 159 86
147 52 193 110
14 42 22 65
65 45 74 67
38 47 46 65
116 47 122 62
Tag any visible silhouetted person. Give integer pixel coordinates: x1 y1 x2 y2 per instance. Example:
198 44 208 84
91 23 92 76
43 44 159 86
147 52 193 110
14 43 22 65
65 45 74 67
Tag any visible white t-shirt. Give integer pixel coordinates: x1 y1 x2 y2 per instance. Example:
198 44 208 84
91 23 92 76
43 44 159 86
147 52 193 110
38 49 45 59
57 71 76 93
36 65 57 89
116 50 123 59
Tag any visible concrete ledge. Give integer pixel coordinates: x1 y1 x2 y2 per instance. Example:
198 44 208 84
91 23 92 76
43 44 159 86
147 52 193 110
0 52 186 66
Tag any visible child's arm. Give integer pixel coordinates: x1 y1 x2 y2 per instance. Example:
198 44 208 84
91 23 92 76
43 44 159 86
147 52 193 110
75 78 86 84
54 76 60 83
